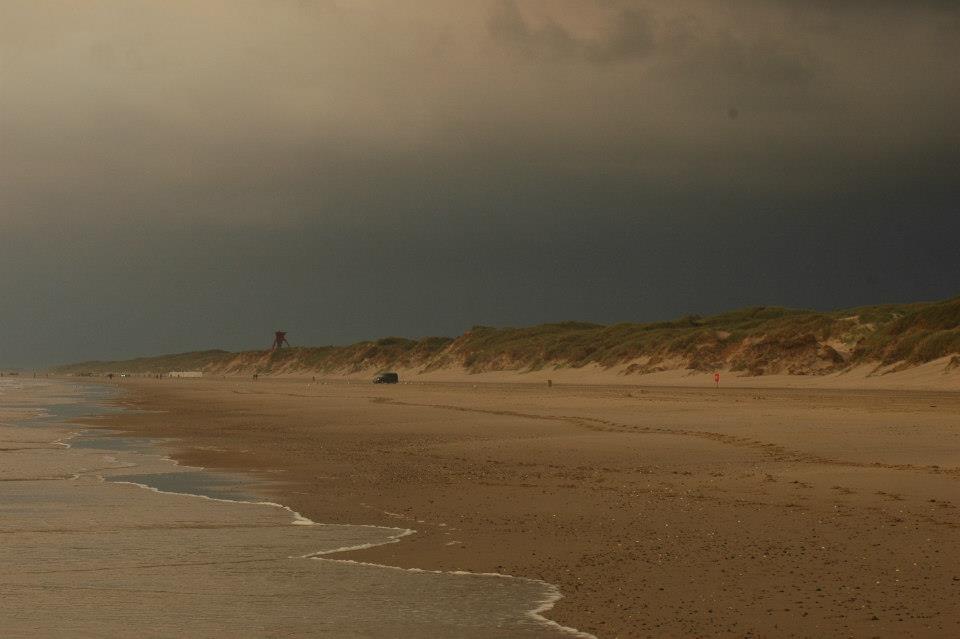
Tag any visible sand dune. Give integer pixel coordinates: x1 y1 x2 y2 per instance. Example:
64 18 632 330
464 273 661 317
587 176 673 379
49 296 960 386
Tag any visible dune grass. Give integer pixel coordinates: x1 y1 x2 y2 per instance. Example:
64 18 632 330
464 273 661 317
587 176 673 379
49 296 960 377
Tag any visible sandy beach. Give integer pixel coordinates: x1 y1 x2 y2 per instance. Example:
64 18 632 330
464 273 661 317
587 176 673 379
1 379 580 637
7 1 958 635
76 375 960 638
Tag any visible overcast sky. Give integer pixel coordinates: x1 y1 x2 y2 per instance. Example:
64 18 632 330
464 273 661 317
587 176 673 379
2 1 958 367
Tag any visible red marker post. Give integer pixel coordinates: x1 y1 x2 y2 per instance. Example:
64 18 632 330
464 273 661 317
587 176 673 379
714 372 720 387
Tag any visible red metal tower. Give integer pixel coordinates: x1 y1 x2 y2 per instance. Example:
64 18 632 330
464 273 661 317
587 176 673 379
270 331 290 351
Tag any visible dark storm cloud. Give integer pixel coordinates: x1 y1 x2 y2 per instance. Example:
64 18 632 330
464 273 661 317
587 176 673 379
488 0 656 64
0 0 958 367
488 0 815 86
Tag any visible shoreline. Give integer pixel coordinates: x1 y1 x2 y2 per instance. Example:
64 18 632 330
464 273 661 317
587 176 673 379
81 376 960 637
69 381 594 638
3 379 576 637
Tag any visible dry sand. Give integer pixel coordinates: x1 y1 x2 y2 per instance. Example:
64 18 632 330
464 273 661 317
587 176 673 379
81 375 960 638
319 357 960 392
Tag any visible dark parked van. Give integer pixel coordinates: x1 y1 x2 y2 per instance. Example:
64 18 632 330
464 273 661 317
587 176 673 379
373 372 399 384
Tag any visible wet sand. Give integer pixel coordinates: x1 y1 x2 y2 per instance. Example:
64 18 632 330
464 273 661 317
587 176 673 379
0 380 582 638
83 377 960 638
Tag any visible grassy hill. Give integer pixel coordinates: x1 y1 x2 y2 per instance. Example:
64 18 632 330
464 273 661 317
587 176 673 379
50 296 960 378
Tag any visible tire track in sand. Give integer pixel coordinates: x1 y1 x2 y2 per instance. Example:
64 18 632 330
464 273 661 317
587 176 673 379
369 397 960 478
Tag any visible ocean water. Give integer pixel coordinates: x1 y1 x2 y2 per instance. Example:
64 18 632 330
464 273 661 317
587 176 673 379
0 379 592 638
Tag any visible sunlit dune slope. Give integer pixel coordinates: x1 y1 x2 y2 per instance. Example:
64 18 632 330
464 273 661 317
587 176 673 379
50 296 960 380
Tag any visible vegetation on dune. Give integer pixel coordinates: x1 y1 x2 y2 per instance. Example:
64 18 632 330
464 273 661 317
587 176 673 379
849 297 960 365
49 296 960 378
58 350 234 375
